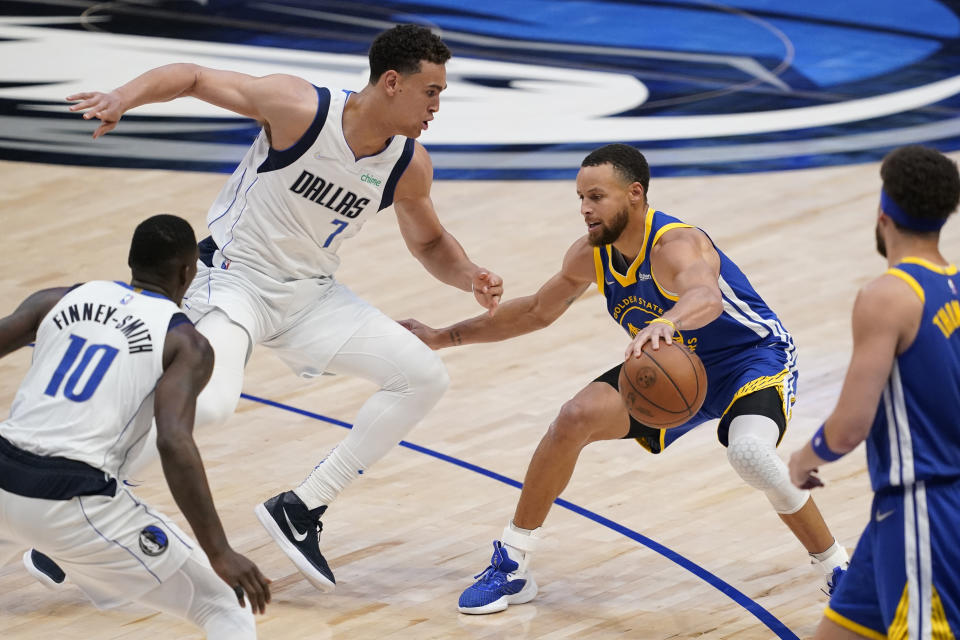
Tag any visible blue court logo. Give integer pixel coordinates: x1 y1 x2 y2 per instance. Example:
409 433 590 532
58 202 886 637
1 2 959 177
139 525 169 557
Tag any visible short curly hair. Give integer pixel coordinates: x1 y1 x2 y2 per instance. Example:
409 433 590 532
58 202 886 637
581 144 651 195
881 145 960 232
369 24 451 83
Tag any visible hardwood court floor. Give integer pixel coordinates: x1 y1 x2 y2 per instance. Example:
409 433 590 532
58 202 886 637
0 155 957 639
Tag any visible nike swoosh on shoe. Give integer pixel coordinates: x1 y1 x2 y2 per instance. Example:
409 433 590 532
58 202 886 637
283 506 309 541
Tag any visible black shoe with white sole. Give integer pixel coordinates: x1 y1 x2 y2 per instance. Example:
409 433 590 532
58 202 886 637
23 549 65 589
255 491 335 592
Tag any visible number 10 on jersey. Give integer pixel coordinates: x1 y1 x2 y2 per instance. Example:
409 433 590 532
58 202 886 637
44 334 119 402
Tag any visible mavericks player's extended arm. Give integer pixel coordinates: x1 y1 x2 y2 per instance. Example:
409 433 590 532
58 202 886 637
68 64 504 313
153 321 271 613
66 64 316 147
400 237 595 348
394 142 505 314
0 287 73 357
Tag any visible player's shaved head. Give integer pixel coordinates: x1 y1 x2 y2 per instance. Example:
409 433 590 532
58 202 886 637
128 214 197 279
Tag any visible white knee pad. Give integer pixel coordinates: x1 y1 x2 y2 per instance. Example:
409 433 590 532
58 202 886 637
726 415 809 514
194 310 250 429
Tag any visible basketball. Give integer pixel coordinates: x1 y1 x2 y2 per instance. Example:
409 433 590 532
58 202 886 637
618 342 707 429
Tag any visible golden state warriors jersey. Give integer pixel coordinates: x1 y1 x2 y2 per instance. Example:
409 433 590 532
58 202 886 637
867 258 960 492
594 208 797 418
0 282 183 478
206 86 415 281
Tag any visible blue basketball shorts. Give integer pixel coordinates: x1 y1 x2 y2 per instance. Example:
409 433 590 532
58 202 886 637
826 479 960 639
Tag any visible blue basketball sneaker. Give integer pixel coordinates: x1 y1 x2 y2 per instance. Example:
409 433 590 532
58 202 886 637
823 565 846 597
458 541 538 614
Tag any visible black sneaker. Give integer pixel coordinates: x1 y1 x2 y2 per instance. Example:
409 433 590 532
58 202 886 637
255 491 335 592
23 549 65 589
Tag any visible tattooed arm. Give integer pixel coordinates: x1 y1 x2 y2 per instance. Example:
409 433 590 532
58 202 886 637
400 237 594 349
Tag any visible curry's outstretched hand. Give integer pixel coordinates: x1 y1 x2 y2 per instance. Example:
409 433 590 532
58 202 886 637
398 318 445 350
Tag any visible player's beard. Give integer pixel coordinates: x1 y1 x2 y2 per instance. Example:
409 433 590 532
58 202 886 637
875 221 887 257
588 207 630 247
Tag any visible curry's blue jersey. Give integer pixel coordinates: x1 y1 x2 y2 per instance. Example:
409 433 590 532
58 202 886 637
593 208 798 420
866 259 960 492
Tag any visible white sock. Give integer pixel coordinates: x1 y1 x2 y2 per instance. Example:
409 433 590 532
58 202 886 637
810 539 849 574
294 445 365 510
501 521 543 573
287 315 449 511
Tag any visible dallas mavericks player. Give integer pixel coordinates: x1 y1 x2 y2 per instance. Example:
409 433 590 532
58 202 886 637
64 25 503 592
401 144 848 615
0 215 270 638
790 145 960 639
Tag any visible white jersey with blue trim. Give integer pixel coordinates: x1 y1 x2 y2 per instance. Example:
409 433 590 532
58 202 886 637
0 281 182 478
866 259 960 492
206 86 416 281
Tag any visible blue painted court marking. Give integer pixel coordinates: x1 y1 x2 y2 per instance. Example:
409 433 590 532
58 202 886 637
241 392 799 639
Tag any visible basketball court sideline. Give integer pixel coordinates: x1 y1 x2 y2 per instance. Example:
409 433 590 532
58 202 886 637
1 1 960 637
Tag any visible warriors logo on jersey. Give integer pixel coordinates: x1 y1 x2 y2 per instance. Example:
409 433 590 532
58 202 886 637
593 208 799 425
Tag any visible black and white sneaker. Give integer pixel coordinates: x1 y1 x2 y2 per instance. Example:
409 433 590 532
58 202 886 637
23 549 66 589
255 491 335 592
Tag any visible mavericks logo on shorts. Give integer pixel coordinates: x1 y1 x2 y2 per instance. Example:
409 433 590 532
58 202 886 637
139 525 169 556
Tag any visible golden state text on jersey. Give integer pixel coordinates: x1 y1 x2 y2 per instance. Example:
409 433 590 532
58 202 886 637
593 208 799 421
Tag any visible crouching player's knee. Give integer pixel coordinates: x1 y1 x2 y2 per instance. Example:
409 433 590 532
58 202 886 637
726 414 808 514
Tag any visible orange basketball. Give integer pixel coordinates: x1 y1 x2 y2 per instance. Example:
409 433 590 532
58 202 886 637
618 342 707 429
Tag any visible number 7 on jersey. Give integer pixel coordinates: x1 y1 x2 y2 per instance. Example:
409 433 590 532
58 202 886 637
323 219 349 248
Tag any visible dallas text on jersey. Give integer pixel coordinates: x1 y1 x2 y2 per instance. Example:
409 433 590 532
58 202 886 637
289 170 371 219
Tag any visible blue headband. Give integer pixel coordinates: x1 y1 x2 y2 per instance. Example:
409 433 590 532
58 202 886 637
880 189 946 232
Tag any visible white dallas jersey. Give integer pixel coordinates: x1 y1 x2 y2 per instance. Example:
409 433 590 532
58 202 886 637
206 86 416 281
0 281 182 477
